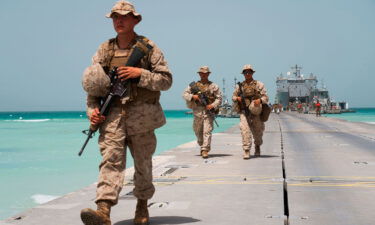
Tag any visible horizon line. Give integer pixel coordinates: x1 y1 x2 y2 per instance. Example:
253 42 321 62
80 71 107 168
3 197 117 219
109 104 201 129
1 107 375 113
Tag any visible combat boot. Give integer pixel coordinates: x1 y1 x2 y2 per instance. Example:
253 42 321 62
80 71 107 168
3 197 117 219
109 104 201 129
80 200 112 225
243 150 250 160
201 150 208 159
134 199 149 225
255 145 261 157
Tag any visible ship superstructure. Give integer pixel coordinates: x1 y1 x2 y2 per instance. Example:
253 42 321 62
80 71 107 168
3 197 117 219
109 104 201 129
276 65 326 107
275 65 349 113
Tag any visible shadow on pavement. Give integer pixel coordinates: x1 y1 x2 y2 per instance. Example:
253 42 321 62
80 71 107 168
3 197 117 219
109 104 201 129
194 153 233 157
114 216 201 225
252 155 279 158
207 154 233 158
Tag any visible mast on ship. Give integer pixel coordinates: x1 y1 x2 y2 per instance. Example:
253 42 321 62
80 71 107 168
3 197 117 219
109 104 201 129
291 64 303 78
222 78 228 105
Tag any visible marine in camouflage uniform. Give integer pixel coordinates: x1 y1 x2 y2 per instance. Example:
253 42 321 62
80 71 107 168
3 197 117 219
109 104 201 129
183 66 222 158
232 65 268 159
80 1 172 225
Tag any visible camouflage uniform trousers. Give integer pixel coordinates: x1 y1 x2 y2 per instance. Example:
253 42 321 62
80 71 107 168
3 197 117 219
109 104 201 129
96 106 156 205
193 115 214 152
239 113 265 152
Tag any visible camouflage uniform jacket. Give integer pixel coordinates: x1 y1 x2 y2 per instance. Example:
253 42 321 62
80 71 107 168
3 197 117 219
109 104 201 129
232 80 269 113
86 35 172 135
183 81 222 117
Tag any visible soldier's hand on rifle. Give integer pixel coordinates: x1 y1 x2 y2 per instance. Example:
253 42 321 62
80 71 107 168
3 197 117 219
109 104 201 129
236 97 242 102
192 95 200 102
253 99 261 106
117 66 142 81
90 108 106 126
206 104 214 111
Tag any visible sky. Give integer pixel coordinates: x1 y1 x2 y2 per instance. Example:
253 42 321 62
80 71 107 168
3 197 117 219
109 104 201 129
0 0 374 111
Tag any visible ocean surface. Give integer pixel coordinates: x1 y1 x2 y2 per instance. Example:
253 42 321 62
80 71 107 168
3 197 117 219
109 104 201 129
0 110 238 220
325 108 375 124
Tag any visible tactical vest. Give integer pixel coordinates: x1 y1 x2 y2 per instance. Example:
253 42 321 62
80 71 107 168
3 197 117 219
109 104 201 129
102 36 160 104
194 81 216 105
241 80 260 107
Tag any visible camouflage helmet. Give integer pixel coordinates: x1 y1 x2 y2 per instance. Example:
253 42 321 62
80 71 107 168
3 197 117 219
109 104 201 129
82 64 111 97
249 100 262 116
242 64 256 74
197 66 211 74
106 0 142 21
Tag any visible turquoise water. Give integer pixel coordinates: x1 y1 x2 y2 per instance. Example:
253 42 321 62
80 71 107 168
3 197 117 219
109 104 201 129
325 108 375 124
0 110 238 220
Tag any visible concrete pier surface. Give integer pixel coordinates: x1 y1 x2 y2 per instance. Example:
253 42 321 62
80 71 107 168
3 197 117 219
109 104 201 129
1 112 374 225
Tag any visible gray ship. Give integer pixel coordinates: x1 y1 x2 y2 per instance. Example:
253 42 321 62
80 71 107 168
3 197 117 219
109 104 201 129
275 65 349 113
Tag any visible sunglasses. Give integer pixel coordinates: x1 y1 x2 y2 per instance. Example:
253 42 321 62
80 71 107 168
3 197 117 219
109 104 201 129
243 70 254 75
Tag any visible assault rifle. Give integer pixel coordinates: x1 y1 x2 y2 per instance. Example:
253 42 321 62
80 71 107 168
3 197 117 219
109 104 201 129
237 82 251 117
237 81 255 127
78 39 153 156
189 82 219 127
